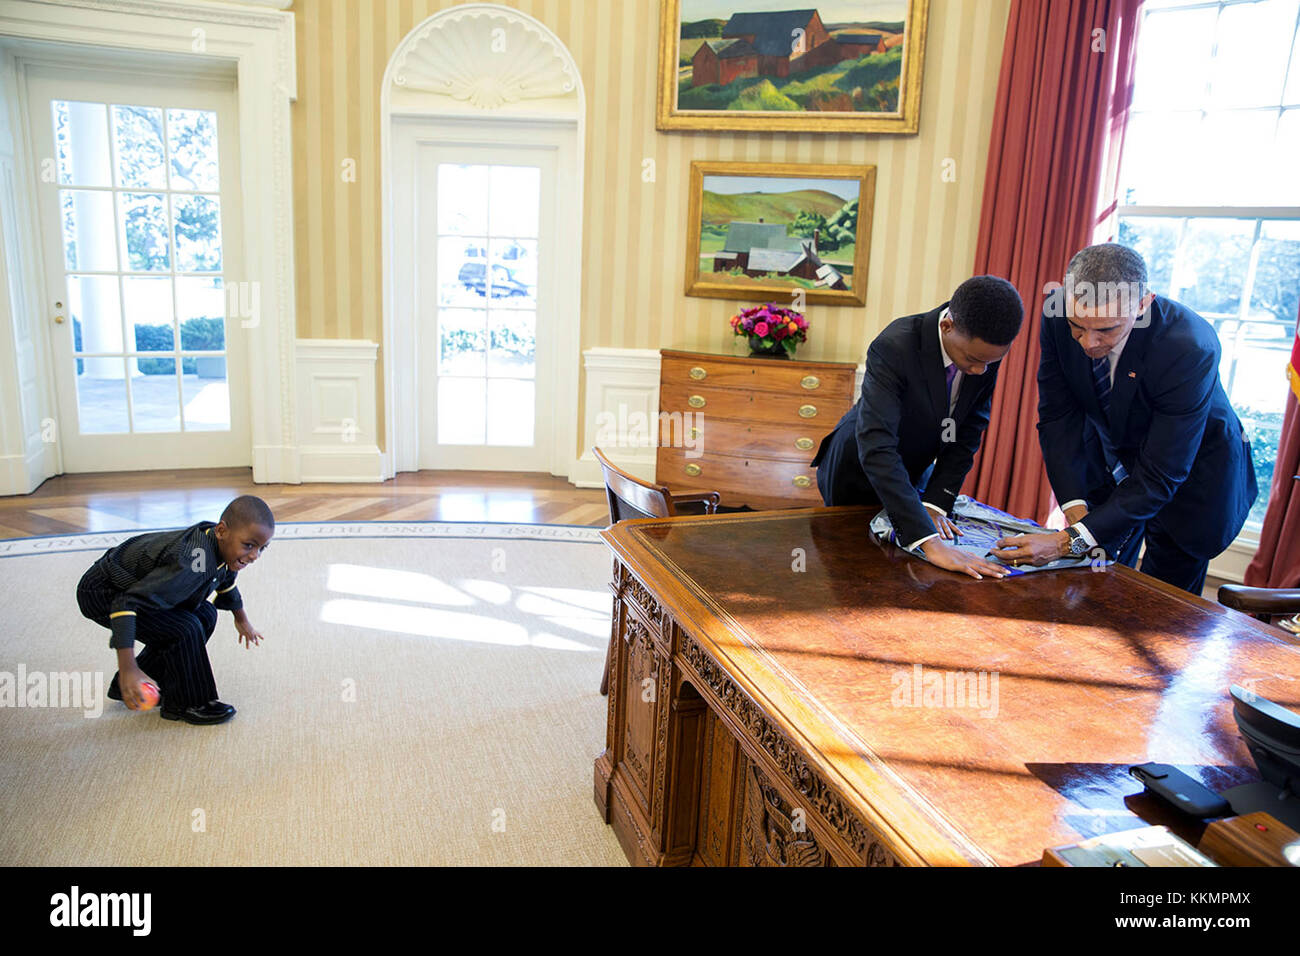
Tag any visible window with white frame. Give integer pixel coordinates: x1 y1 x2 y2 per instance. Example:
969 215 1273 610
1117 0 1300 531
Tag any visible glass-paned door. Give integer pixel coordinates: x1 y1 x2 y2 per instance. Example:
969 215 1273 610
28 67 248 472
416 144 555 471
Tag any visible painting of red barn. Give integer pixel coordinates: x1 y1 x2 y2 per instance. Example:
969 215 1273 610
685 161 876 306
658 0 928 133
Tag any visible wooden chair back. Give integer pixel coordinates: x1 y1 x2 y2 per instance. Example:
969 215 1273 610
593 447 678 523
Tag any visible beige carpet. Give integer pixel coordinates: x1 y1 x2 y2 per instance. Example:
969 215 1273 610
0 522 627 866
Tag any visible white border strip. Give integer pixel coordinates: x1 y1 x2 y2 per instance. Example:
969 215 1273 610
0 521 604 557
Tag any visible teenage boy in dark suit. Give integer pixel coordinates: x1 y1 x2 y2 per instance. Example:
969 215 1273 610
812 275 1025 579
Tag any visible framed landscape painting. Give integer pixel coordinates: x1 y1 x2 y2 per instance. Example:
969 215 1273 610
657 0 929 133
685 161 875 306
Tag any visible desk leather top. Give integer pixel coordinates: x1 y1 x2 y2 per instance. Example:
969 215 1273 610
602 507 1300 866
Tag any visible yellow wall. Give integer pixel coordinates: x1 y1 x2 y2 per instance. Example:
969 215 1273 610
291 0 1011 454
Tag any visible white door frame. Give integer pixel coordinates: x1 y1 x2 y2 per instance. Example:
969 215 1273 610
381 3 585 481
0 0 298 493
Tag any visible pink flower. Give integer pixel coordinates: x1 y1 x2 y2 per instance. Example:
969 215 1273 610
754 321 770 337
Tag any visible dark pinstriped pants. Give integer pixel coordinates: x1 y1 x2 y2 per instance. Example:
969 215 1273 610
77 565 219 710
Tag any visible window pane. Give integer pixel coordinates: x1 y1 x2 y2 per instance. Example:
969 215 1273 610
61 189 118 271
1208 0 1297 108
129 357 180 432
1170 218 1255 315
490 238 537 308
438 377 486 444
76 358 129 434
438 308 487 376
1198 110 1283 206
118 192 170 271
1274 109 1300 206
1249 219 1300 324
487 378 534 446
489 165 540 238
172 194 222 271
69 274 123 354
53 100 111 187
166 109 220 191
122 275 174 351
488 310 535 378
1117 217 1180 293
111 105 167 189
1131 6 1217 110
437 164 488 235
439 236 490 308
176 276 227 351
183 357 230 431
1287 26 1300 104
1118 112 1202 204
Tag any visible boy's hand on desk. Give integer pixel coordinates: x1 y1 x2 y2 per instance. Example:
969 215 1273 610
920 539 1008 580
233 611 264 649
991 531 1069 566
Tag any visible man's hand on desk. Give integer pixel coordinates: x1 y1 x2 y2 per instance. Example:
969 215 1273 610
919 539 1009 580
991 530 1070 566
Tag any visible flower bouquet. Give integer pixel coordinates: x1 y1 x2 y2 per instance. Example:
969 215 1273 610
730 304 809 359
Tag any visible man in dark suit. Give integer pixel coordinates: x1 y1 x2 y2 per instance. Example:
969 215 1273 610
993 244 1257 593
811 275 1025 579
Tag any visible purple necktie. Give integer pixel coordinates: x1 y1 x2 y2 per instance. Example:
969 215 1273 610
945 363 958 405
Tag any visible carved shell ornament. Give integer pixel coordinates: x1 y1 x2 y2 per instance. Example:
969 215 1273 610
392 9 578 109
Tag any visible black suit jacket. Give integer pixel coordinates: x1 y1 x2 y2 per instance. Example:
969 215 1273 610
1037 291 1257 558
811 304 1001 545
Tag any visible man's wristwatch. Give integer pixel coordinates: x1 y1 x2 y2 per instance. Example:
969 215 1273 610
1064 525 1090 557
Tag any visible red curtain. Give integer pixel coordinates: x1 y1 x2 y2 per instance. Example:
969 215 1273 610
1244 338 1300 588
962 0 1144 522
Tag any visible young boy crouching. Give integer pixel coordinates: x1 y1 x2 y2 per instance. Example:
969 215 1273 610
76 495 274 725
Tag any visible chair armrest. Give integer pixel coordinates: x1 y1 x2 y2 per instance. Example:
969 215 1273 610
671 491 722 515
1218 584 1300 616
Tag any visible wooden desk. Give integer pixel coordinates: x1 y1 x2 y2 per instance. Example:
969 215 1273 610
593 508 1300 866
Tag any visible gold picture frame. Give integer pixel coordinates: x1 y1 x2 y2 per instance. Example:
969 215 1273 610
657 0 929 133
685 161 875 306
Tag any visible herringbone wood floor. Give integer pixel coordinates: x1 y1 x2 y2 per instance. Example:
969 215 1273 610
0 468 611 539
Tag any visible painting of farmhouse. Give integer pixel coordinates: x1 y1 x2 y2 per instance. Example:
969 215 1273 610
658 0 928 132
685 162 875 306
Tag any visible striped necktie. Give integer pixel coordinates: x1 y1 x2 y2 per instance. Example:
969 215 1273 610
1092 355 1112 417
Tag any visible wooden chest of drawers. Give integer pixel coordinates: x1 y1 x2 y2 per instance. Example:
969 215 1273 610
655 348 857 510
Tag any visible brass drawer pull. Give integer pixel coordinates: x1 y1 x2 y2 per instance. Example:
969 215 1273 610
689 366 707 380
793 475 811 488
690 427 702 438
800 375 821 390
798 404 817 418
688 394 706 409
795 437 814 451
684 463 702 477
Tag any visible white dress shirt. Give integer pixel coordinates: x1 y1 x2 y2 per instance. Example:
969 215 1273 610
1060 328 1133 550
908 310 962 552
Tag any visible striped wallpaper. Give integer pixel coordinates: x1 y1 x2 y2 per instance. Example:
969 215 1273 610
290 0 1012 453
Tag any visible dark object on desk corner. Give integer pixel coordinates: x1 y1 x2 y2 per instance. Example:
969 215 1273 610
1217 583 1300 631
1220 684 1300 831
1129 762 1232 818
